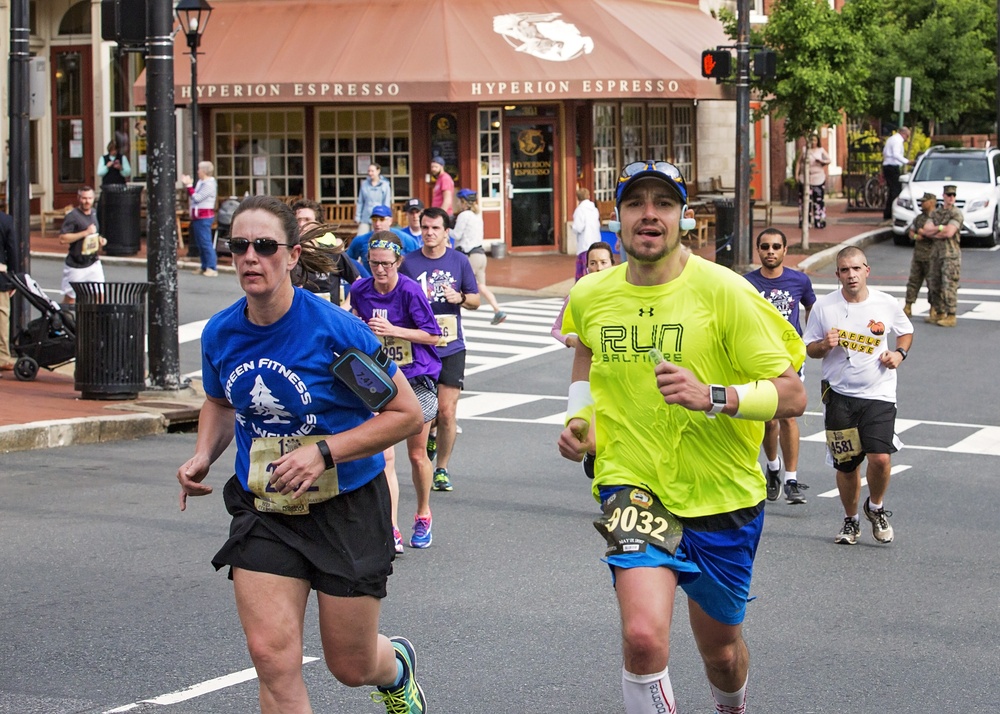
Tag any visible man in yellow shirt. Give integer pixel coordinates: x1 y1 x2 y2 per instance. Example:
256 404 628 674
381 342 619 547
558 161 806 714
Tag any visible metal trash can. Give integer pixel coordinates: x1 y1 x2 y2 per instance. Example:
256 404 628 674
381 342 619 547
72 282 150 400
490 241 507 259
99 184 143 256
712 199 755 269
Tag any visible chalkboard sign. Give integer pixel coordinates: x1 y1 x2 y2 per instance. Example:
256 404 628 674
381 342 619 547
430 113 459 179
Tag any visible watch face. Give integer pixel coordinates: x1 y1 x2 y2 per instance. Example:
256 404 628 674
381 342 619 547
711 385 727 405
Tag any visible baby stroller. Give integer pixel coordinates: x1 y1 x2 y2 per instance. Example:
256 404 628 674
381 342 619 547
213 197 242 257
2 272 76 381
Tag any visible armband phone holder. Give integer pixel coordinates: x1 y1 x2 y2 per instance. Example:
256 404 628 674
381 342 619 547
330 348 397 412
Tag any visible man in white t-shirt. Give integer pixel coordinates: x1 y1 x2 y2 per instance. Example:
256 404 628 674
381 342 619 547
571 188 601 280
803 246 913 545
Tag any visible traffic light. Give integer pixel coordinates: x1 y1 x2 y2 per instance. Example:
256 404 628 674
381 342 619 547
701 50 732 80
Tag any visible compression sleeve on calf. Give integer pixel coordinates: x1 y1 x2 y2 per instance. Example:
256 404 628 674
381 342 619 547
565 380 595 427
733 380 779 421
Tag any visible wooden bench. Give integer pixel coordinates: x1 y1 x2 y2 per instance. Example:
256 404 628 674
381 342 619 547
40 205 72 236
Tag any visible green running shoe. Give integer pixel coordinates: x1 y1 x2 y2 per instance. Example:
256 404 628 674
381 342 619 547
371 637 426 713
432 467 453 492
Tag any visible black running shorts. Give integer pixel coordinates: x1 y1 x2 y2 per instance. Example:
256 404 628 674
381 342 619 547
437 350 466 389
212 473 394 598
824 391 898 472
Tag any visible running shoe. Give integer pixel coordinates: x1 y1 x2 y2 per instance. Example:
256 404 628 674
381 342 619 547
834 517 861 545
765 461 782 502
863 497 894 543
432 467 453 492
491 311 508 325
393 526 404 555
784 480 808 505
426 432 437 462
409 514 432 549
371 637 426 713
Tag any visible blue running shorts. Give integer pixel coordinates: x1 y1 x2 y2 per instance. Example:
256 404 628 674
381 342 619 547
599 487 764 626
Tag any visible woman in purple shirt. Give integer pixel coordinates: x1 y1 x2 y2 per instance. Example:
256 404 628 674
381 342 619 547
351 232 442 552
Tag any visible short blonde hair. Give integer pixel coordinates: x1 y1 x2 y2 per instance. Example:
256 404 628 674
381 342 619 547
198 161 215 176
576 188 590 201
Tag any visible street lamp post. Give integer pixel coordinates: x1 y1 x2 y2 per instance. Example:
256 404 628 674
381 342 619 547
174 0 212 177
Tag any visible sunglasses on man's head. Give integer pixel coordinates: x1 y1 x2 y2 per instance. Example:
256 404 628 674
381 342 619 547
758 243 785 251
227 238 292 256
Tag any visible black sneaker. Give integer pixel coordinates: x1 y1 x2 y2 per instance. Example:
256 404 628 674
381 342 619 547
834 517 861 545
765 461 782 502
863 497 894 543
784 480 808 504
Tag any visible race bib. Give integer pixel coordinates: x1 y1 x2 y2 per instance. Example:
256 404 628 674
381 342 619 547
82 234 100 255
435 315 458 347
380 335 413 366
594 487 683 557
247 435 340 515
826 427 863 465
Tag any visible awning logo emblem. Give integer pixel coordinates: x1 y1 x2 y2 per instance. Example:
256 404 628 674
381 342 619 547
493 12 594 62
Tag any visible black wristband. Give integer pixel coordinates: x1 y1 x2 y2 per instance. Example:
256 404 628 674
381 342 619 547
316 440 335 470
459 292 467 305
896 347 907 361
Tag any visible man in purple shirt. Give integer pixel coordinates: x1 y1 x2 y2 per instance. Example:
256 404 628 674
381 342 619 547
399 207 479 494
744 228 816 505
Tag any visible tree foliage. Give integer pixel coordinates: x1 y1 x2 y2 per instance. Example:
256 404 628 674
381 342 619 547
866 0 995 132
719 0 879 138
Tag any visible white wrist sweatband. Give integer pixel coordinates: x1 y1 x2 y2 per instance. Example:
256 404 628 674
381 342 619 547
565 381 595 427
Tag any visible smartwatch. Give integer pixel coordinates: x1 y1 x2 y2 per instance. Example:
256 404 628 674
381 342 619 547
706 384 727 418
895 347 908 361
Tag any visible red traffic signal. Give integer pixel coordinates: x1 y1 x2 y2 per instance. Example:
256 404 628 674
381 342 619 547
701 50 732 80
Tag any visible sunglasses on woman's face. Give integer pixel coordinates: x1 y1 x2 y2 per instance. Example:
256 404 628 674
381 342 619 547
227 238 292 256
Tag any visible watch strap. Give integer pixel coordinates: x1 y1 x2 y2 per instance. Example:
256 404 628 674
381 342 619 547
316 440 335 470
707 384 727 418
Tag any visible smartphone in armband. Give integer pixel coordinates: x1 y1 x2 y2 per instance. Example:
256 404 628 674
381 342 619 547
329 348 397 412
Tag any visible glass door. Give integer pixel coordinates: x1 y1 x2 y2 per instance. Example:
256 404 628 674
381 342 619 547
505 120 556 249
50 46 94 208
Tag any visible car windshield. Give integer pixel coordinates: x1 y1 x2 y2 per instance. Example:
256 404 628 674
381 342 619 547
912 156 990 184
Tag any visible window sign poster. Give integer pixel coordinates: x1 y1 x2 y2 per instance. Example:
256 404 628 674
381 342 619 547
69 140 83 158
357 155 372 174
396 157 408 175
139 154 148 174
71 119 83 140
429 113 459 178
253 156 268 176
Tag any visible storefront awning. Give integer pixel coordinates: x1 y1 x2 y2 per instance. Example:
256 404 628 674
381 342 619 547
134 0 729 105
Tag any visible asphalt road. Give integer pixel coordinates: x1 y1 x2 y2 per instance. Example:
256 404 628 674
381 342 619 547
4 240 999 712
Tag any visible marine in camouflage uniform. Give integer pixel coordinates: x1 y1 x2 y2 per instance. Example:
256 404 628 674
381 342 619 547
924 184 962 327
903 192 938 317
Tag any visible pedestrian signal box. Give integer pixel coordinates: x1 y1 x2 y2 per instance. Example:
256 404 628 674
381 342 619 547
701 50 731 80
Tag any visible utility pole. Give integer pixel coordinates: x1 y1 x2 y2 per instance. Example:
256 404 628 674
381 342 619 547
733 0 752 273
145 0 182 391
8 0 31 329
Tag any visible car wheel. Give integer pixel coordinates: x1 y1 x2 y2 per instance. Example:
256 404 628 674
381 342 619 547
989 209 1000 247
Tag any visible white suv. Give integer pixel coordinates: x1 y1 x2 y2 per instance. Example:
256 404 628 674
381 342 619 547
891 146 1000 248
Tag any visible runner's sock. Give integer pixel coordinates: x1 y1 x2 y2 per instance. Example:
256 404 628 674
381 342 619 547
766 458 780 472
710 677 747 714
622 666 676 714
868 500 883 510
783 470 797 484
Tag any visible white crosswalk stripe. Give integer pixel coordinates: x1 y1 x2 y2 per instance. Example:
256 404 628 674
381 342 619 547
461 297 567 375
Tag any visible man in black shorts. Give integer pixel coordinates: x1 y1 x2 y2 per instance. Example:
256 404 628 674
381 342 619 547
803 247 913 545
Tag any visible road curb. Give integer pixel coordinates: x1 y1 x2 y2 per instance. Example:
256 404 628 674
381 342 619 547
0 413 165 454
798 228 893 274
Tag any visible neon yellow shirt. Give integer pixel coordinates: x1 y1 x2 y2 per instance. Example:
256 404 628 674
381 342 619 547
564 256 805 518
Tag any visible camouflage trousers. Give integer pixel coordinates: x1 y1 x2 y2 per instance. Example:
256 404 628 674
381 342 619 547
905 255 935 306
928 255 961 315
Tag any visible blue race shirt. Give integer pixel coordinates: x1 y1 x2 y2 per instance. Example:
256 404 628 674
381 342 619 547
201 288 397 493
398 248 479 358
